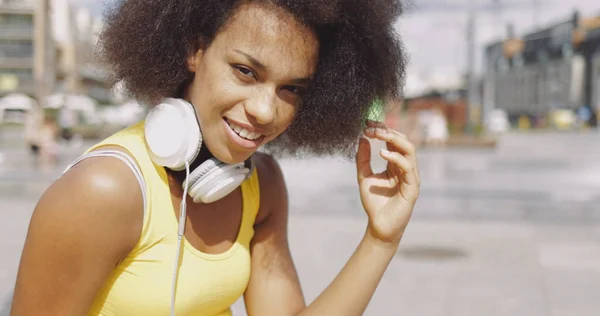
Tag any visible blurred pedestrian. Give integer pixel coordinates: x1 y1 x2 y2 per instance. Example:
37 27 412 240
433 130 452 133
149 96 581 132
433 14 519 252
39 114 59 168
23 107 42 164
424 106 448 147
58 106 77 143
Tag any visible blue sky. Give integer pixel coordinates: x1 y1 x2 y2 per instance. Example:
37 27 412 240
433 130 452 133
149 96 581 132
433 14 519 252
69 0 600 95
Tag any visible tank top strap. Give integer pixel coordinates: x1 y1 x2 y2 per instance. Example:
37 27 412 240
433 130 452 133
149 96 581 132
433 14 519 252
237 166 260 244
80 121 173 256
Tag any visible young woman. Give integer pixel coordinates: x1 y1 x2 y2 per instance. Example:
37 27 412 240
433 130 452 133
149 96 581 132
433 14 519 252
11 1 420 315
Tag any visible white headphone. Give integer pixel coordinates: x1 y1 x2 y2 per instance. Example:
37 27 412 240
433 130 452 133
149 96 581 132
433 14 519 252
144 98 257 315
143 97 254 204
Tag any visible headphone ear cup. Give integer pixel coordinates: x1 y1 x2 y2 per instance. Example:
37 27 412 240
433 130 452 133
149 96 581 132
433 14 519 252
186 159 249 203
195 172 248 204
144 98 201 170
186 158 221 188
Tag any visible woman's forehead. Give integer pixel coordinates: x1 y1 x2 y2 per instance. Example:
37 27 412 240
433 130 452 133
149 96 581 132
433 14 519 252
213 3 319 67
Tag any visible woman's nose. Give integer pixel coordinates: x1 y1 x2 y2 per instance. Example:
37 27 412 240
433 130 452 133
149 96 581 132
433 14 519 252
245 89 276 125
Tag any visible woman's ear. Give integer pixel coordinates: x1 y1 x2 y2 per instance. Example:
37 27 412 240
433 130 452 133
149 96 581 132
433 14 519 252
186 48 204 72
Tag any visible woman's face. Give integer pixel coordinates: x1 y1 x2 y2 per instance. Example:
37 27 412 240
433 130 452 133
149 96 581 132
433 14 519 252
185 3 319 164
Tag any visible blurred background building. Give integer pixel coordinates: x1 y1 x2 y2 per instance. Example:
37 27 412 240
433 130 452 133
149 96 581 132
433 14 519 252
0 0 143 133
0 0 36 98
483 11 600 129
0 0 109 100
386 8 600 148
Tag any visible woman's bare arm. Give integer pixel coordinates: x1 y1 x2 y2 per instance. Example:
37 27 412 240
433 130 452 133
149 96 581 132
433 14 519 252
11 156 143 316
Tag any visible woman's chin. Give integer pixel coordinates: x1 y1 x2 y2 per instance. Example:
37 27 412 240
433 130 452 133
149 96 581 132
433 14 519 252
208 146 254 165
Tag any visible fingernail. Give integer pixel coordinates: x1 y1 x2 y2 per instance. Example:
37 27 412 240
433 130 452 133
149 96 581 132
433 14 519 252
365 127 375 134
381 149 391 155
376 128 387 134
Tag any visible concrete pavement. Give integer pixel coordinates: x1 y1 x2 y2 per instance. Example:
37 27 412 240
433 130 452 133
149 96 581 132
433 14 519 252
1 130 600 315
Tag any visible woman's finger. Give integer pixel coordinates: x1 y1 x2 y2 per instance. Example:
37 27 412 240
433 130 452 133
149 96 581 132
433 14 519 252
356 137 373 182
379 149 417 186
374 129 416 159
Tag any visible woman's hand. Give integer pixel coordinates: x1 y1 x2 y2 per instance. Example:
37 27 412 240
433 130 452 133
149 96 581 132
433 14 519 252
356 120 421 247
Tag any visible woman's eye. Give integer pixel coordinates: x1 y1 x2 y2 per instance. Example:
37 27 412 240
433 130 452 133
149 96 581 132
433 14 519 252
234 65 256 79
284 86 303 95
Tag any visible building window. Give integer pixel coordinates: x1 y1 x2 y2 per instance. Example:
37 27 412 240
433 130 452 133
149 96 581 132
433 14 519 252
562 44 573 58
497 57 509 72
537 50 549 63
513 53 524 68
0 14 33 27
0 39 33 58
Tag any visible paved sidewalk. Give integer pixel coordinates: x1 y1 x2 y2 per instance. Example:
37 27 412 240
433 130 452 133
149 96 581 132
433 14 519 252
226 216 600 316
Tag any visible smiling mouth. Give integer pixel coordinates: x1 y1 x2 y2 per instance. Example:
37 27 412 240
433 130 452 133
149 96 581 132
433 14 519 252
224 118 265 141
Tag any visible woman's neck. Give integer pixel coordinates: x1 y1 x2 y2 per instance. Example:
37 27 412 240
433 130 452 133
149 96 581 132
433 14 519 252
165 145 213 185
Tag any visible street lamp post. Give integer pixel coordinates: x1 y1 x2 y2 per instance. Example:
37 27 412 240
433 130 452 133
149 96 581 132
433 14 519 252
466 8 477 134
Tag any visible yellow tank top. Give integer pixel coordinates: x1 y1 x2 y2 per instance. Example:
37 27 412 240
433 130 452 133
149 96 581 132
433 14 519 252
80 121 260 316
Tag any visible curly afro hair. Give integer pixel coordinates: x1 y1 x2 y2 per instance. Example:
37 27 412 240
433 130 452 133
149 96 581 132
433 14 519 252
99 0 407 157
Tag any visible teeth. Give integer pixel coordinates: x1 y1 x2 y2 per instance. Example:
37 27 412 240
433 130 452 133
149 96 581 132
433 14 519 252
227 120 262 141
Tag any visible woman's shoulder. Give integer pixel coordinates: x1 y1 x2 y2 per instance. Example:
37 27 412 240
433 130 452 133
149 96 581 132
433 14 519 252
34 153 144 257
252 152 288 225
59 150 144 205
